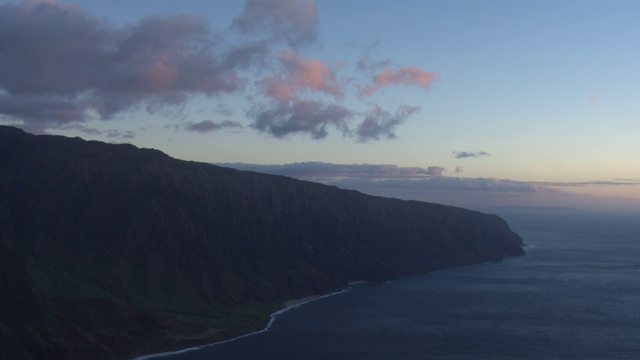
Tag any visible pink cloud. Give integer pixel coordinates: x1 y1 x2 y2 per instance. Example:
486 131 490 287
360 66 438 96
258 50 342 102
426 166 446 176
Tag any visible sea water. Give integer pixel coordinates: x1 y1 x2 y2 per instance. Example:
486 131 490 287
141 210 640 359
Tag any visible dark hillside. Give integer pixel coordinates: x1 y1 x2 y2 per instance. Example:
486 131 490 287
0 126 524 359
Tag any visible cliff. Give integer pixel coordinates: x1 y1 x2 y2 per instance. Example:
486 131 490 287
0 126 524 359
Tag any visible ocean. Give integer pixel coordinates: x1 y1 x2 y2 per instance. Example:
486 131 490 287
139 210 640 359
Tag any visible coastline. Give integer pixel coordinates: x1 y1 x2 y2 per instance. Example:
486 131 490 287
131 265 521 359
284 295 326 308
131 286 354 359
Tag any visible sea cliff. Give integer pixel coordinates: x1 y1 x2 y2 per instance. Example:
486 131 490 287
0 126 524 359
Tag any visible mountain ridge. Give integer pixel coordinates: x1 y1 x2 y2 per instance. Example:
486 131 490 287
0 126 524 359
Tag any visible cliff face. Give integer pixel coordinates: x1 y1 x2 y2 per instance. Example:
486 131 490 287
0 126 524 359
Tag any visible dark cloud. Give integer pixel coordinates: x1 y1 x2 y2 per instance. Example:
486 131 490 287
87 128 135 140
249 101 422 141
185 120 243 133
452 151 491 159
250 100 352 139
0 94 86 124
356 105 421 141
231 0 318 47
221 40 271 70
0 1 241 126
61 123 135 140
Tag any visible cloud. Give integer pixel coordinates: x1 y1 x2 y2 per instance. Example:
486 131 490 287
356 105 421 141
426 166 446 176
1 0 437 143
185 120 243 133
0 94 87 124
258 50 342 102
250 100 353 139
248 102 421 140
220 162 564 195
219 162 640 212
220 161 432 179
360 66 438 96
59 123 136 139
452 151 491 159
354 177 561 194
354 40 392 72
215 104 234 116
221 40 272 70
231 0 318 47
613 178 640 183
454 166 464 173
535 180 640 187
0 0 241 125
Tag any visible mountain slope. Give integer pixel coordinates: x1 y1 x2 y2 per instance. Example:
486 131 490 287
0 126 524 359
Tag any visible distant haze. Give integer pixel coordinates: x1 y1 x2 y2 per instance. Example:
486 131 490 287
221 162 640 213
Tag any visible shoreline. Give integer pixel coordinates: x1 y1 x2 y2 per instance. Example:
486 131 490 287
284 294 326 308
131 266 514 359
131 286 355 359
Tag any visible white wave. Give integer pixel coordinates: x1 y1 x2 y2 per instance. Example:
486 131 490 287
131 287 351 359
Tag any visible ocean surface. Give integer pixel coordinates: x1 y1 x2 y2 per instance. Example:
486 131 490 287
141 210 640 359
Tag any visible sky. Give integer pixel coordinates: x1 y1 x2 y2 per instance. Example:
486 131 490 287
1 0 639 212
